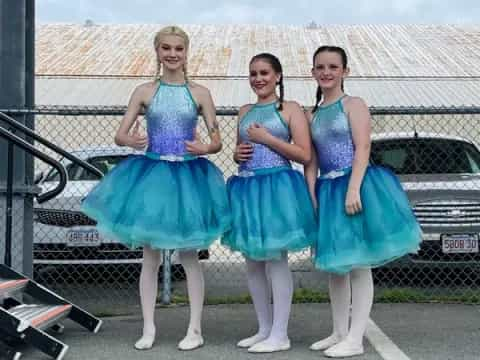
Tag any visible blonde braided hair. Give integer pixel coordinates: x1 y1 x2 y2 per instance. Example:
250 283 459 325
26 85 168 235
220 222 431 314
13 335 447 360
153 25 190 81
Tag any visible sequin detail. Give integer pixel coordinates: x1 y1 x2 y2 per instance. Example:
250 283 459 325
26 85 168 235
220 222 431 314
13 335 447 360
311 98 355 174
238 102 291 172
146 82 198 156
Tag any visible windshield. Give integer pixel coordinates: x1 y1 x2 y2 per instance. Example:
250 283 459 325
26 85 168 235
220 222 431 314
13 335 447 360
371 138 480 175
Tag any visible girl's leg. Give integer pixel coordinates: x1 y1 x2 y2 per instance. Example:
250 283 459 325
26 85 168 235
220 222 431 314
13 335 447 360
324 268 373 358
237 258 272 348
177 250 205 350
310 273 351 351
248 254 292 352
134 246 162 350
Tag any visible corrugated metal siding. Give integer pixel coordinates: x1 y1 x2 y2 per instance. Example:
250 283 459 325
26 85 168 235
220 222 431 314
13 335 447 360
35 77 480 108
36 24 480 77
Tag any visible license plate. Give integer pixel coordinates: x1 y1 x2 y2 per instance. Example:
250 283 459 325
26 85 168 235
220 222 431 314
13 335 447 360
67 229 100 247
441 234 479 254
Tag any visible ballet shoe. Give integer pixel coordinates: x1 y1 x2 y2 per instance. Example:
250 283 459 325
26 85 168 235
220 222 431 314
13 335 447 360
178 334 204 351
309 334 343 351
323 339 364 358
247 338 291 353
134 333 155 350
237 333 269 348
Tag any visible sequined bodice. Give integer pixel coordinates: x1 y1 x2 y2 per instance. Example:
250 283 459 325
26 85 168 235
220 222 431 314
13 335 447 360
311 97 355 174
145 82 198 156
238 102 291 172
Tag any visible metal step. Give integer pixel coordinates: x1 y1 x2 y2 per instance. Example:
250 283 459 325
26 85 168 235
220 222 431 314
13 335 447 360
0 306 69 360
0 265 102 359
0 278 29 297
8 304 72 331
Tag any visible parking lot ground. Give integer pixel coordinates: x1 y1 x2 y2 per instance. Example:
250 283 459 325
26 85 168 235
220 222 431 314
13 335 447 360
17 303 480 360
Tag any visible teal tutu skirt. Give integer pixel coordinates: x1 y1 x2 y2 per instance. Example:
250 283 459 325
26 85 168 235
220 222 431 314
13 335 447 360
313 166 422 274
81 155 231 250
222 167 316 260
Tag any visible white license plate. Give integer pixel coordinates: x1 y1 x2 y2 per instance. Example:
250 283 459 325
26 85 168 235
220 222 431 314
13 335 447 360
441 234 479 254
67 229 100 247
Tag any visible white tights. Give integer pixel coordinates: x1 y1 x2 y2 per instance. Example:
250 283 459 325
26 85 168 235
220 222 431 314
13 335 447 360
321 268 374 347
135 247 204 349
244 254 293 346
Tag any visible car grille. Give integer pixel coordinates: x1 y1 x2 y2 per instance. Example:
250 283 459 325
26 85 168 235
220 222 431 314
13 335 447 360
413 200 480 231
34 208 96 227
33 243 142 260
411 240 480 262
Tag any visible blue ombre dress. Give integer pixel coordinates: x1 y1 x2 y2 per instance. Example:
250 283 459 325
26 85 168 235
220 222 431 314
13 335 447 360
222 102 316 260
81 81 231 250
311 96 422 274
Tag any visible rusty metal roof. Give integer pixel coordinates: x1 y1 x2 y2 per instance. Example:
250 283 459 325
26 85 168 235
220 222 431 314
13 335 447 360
36 24 480 77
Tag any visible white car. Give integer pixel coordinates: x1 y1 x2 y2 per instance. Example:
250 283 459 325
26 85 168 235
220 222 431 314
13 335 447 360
370 132 480 270
293 132 480 272
33 147 208 281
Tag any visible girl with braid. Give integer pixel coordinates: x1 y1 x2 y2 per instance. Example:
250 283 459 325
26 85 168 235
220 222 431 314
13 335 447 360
304 46 421 357
222 53 316 353
82 26 231 351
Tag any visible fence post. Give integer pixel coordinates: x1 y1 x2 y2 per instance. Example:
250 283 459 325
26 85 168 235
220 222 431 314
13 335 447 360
161 250 172 304
0 0 35 274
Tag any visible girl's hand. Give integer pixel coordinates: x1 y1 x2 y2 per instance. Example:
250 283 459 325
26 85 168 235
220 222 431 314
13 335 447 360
345 187 362 215
246 123 272 144
185 140 210 155
127 121 148 150
234 142 254 162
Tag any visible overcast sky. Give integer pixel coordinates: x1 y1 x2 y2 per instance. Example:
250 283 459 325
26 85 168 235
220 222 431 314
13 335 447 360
36 0 478 25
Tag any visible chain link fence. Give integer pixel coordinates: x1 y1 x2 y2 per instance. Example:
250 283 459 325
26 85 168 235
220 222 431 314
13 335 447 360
1 105 480 313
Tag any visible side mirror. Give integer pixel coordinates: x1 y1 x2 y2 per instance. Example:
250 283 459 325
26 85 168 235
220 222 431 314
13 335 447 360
34 172 44 185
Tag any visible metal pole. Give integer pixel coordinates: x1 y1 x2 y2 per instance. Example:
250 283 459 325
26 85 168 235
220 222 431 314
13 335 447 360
0 0 35 273
4 141 14 267
22 0 36 276
161 250 172 304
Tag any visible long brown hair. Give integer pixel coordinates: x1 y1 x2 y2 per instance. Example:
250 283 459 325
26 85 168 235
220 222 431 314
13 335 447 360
311 46 348 113
250 53 285 111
